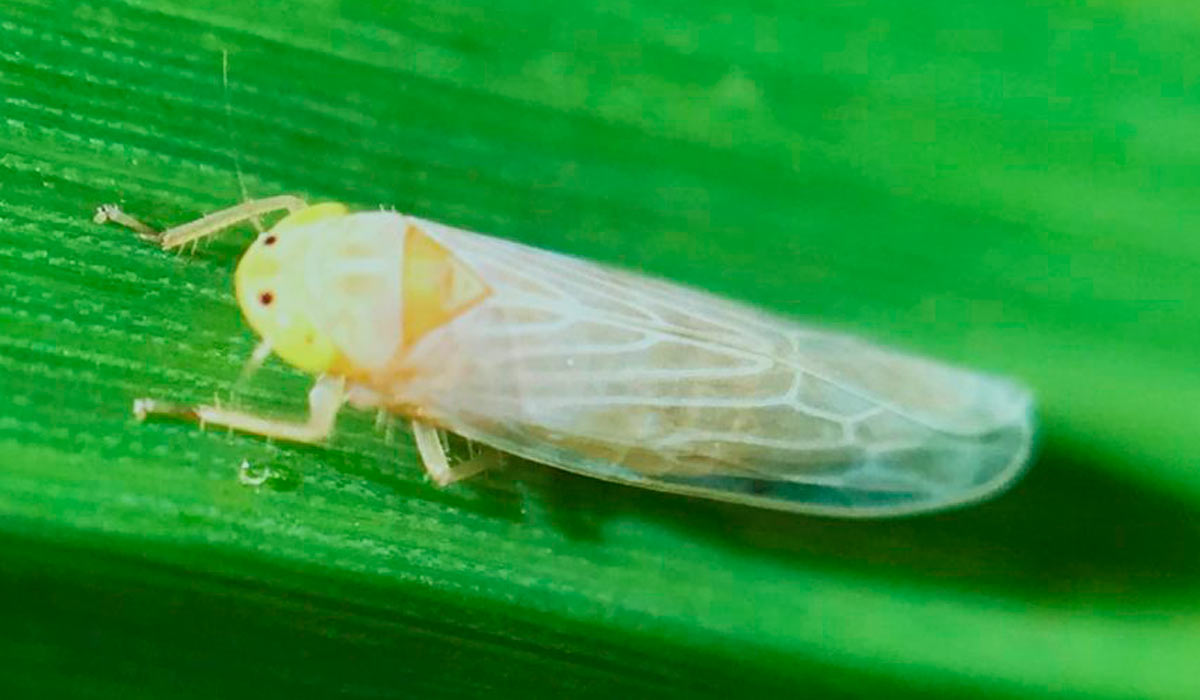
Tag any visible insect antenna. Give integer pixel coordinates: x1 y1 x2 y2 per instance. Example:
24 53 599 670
221 48 262 233
232 339 273 397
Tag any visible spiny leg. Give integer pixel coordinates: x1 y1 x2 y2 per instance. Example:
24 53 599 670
134 374 345 444
411 420 500 486
95 194 307 249
93 204 158 240
373 409 399 444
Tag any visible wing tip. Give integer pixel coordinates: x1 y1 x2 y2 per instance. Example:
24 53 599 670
842 395 1038 518
721 396 1039 519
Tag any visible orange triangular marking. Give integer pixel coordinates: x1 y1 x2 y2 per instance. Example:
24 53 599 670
402 224 491 347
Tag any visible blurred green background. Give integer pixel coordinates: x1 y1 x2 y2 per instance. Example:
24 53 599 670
3 0 1199 697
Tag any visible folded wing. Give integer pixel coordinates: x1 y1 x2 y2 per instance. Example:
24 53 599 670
400 221 1034 516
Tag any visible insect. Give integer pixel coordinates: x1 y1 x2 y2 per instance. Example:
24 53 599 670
97 195 1034 517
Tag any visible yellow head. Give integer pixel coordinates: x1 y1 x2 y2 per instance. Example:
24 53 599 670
233 203 350 374
233 202 492 378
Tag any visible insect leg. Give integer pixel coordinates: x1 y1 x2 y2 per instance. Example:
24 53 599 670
411 420 498 486
94 195 307 250
133 374 345 444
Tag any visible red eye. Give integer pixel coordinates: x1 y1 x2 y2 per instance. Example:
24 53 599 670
264 235 277 245
259 291 274 306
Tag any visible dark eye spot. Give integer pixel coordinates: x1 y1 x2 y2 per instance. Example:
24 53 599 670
259 291 274 306
264 235 277 246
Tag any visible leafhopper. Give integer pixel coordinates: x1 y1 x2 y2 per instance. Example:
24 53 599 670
99 196 1034 516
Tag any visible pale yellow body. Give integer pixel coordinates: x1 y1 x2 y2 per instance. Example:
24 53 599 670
104 197 1035 517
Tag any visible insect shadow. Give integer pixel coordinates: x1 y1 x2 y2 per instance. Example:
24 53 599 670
214 397 1200 606
437 429 1200 605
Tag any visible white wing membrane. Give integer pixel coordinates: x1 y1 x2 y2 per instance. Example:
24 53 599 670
394 219 1034 516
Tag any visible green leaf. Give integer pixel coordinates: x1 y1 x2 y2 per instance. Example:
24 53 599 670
4 1 1200 697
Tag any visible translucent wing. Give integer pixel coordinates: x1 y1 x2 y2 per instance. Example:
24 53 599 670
393 219 1034 516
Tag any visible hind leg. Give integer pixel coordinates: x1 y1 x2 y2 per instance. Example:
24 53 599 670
411 420 501 486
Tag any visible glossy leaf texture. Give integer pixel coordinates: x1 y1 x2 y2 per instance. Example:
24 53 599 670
3 1 1200 698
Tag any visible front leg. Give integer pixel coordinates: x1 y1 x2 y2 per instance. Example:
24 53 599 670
95 194 307 249
134 374 346 444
